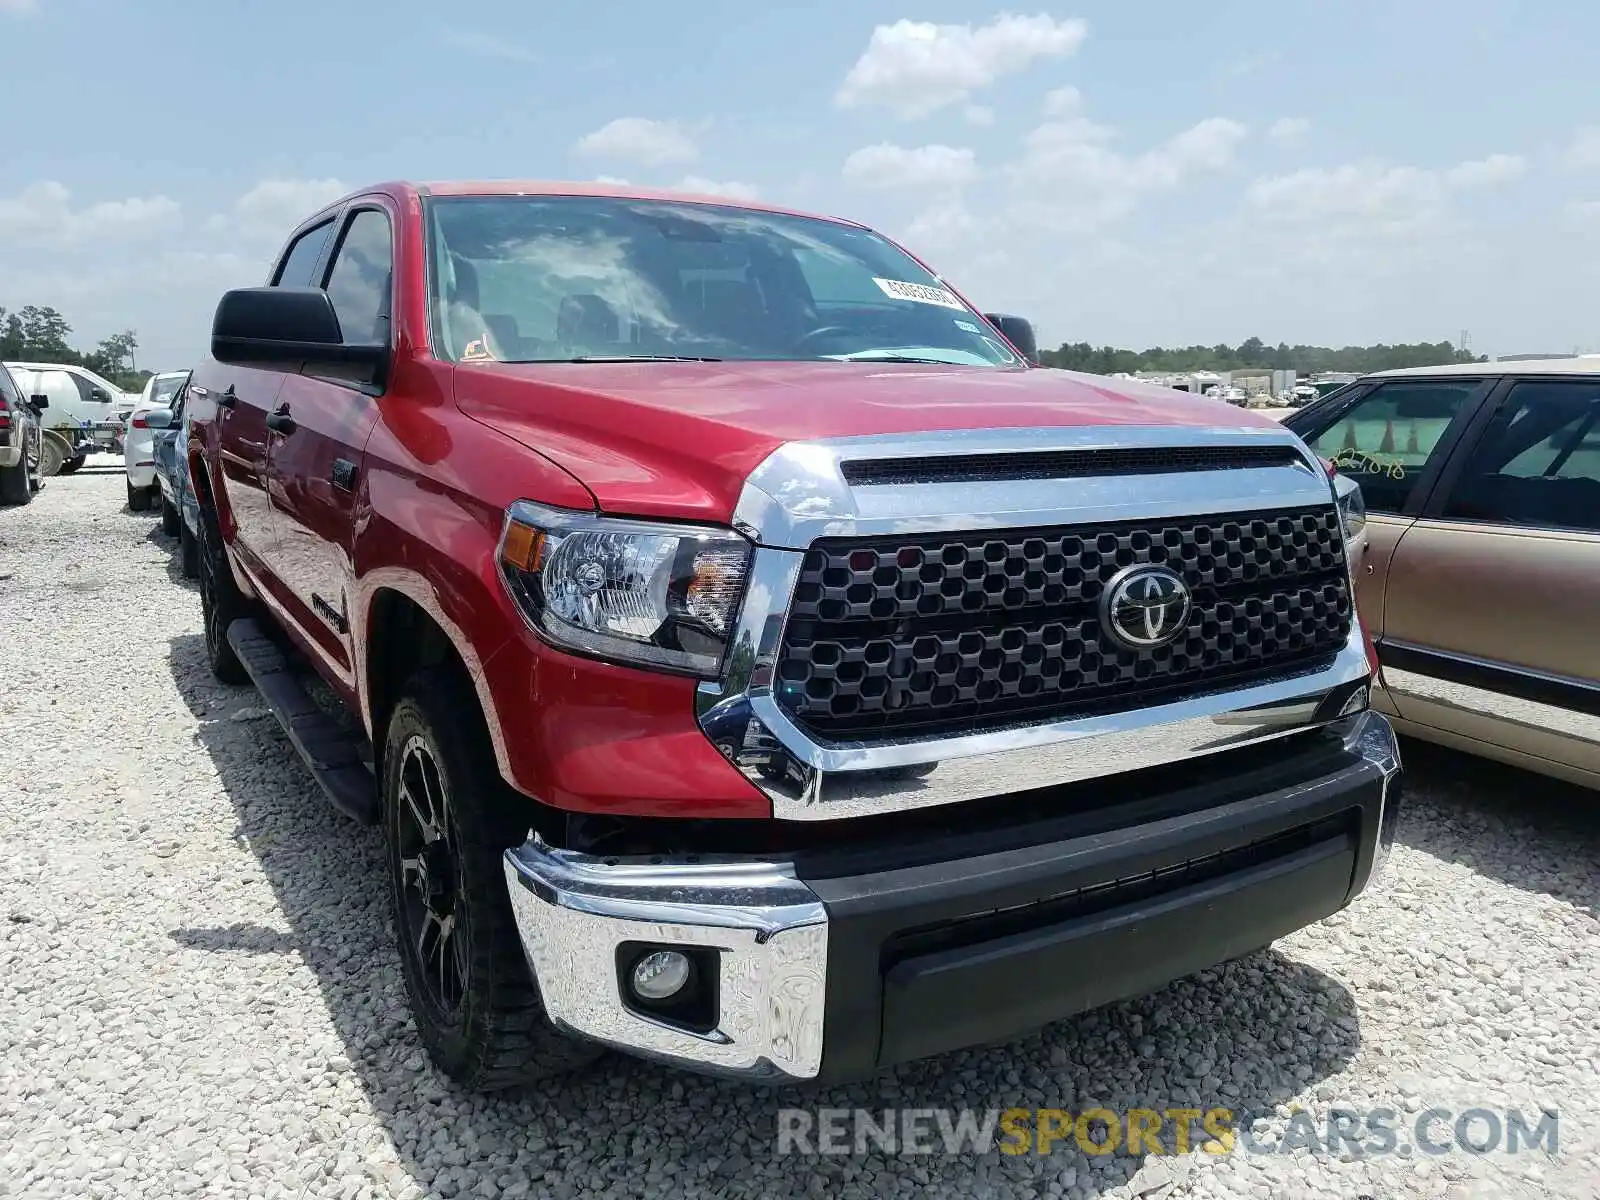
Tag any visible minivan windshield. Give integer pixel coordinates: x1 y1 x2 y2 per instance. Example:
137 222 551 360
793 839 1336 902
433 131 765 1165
149 373 188 406
424 195 1021 368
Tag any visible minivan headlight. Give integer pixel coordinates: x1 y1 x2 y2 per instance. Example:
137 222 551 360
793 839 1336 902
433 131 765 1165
497 501 751 677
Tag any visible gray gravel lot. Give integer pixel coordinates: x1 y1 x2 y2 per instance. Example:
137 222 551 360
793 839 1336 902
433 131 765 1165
2 465 1597 1200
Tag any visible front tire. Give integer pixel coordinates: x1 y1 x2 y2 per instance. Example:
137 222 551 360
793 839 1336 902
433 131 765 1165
161 495 181 536
197 503 248 684
383 668 601 1090
59 455 86 475
127 479 153 511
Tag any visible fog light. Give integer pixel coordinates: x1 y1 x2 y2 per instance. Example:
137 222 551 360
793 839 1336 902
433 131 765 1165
630 950 691 1002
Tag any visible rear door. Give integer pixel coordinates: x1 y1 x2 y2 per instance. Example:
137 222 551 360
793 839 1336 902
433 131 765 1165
262 203 390 686
214 217 338 578
1291 377 1492 638
1379 376 1600 782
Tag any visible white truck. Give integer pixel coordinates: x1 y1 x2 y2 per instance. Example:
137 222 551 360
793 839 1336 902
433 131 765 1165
2 361 134 476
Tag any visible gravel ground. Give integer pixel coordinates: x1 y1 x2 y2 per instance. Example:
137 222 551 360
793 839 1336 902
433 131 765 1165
1 465 1597 1200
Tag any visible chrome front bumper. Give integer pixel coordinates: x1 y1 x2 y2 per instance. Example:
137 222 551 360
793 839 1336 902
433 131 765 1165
505 710 1402 1081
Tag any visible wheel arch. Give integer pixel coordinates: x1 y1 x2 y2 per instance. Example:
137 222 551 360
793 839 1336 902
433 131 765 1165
360 580 517 788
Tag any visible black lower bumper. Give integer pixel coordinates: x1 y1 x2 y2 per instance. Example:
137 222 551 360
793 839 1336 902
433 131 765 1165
798 711 1399 1082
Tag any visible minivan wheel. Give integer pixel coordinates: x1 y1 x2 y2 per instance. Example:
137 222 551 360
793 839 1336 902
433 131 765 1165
179 519 198 579
383 668 602 1090
161 495 181 536
127 479 153 511
60 455 86 475
197 505 248 684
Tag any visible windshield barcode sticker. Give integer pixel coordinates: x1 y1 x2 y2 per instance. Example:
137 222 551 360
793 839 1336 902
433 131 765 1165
873 277 966 310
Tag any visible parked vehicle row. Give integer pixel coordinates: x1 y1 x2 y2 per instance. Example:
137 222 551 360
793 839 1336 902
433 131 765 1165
124 370 190 511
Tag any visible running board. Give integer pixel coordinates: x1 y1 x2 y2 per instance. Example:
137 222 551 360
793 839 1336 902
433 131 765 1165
226 618 379 825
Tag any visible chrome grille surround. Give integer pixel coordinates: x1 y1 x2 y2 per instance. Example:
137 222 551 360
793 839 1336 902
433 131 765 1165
697 424 1374 820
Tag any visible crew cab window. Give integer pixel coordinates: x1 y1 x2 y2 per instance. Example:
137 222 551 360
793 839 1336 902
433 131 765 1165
323 210 393 345
1443 381 1600 533
1300 381 1480 512
273 219 336 287
70 373 112 405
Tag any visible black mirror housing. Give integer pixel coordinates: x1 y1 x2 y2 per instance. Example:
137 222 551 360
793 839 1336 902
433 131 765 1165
211 287 386 381
982 312 1040 365
29 395 48 411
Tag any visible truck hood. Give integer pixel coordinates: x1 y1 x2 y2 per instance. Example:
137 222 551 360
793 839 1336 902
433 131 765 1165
452 360 1287 524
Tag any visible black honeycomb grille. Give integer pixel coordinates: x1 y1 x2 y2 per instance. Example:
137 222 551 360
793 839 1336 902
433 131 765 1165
776 506 1351 741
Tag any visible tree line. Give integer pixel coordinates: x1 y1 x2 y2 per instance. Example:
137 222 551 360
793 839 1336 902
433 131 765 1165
1040 336 1487 377
0 303 148 393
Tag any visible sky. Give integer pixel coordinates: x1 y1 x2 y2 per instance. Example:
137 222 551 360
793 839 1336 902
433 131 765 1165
5 0 1600 370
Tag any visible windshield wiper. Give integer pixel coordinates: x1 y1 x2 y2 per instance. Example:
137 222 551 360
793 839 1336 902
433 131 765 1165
829 354 964 365
522 354 724 363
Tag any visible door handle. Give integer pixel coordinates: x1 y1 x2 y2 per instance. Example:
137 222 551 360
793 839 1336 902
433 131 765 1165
265 406 296 435
217 385 237 409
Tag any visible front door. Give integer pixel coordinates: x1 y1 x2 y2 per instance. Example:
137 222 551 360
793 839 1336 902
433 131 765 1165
263 205 391 688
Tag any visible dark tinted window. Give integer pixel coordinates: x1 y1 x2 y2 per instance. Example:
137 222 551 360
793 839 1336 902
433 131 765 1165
323 210 393 345
273 219 336 287
71 373 112 404
1444 381 1600 533
1301 381 1481 512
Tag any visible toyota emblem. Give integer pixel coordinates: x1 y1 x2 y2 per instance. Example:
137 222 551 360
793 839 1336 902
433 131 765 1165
1101 564 1192 651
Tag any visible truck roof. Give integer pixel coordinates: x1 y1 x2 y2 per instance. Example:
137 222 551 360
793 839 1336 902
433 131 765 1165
1367 357 1600 379
337 180 863 228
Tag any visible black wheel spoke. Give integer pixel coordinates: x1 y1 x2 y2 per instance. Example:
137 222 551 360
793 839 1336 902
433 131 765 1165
397 736 465 1017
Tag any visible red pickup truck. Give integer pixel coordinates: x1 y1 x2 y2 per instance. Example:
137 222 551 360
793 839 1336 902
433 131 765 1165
186 180 1401 1091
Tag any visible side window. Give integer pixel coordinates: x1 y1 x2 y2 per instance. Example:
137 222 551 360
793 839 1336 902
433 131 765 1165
71 373 111 405
1443 381 1600 533
322 210 393 345
273 219 336 288
1301 381 1481 513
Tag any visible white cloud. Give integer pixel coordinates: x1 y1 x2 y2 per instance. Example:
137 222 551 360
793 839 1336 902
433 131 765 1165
843 143 978 191
218 178 349 242
592 175 631 186
836 14 1088 119
0 181 180 245
576 118 699 167
1563 199 1600 230
1245 152 1528 243
964 105 996 127
1042 86 1081 116
1268 117 1309 145
1006 113 1247 230
670 176 761 200
1446 153 1526 187
1562 127 1600 172
443 29 538 64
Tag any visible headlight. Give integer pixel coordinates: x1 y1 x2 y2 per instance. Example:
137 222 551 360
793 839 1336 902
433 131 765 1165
1333 472 1367 542
497 501 752 677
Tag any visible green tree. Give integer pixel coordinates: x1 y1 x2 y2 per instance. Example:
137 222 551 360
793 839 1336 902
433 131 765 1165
1039 337 1486 375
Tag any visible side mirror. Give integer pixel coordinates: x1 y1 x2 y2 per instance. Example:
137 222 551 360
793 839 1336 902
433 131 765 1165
211 286 388 383
144 407 174 430
29 395 48 412
982 312 1040 365
90 386 113 404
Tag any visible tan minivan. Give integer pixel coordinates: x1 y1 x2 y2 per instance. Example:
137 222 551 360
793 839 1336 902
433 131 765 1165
1286 359 1600 790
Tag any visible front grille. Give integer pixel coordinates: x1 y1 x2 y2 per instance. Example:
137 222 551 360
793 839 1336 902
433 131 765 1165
776 505 1351 740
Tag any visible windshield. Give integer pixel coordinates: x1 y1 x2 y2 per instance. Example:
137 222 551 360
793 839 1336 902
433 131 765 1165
424 195 1020 368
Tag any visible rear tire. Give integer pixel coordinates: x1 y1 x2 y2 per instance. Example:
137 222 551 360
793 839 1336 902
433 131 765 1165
161 495 181 536
59 455 85 475
179 518 198 579
0 458 31 506
383 668 602 1090
127 479 153 511
197 503 248 684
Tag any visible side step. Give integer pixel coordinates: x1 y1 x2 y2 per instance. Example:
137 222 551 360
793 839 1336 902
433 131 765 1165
226 618 380 825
